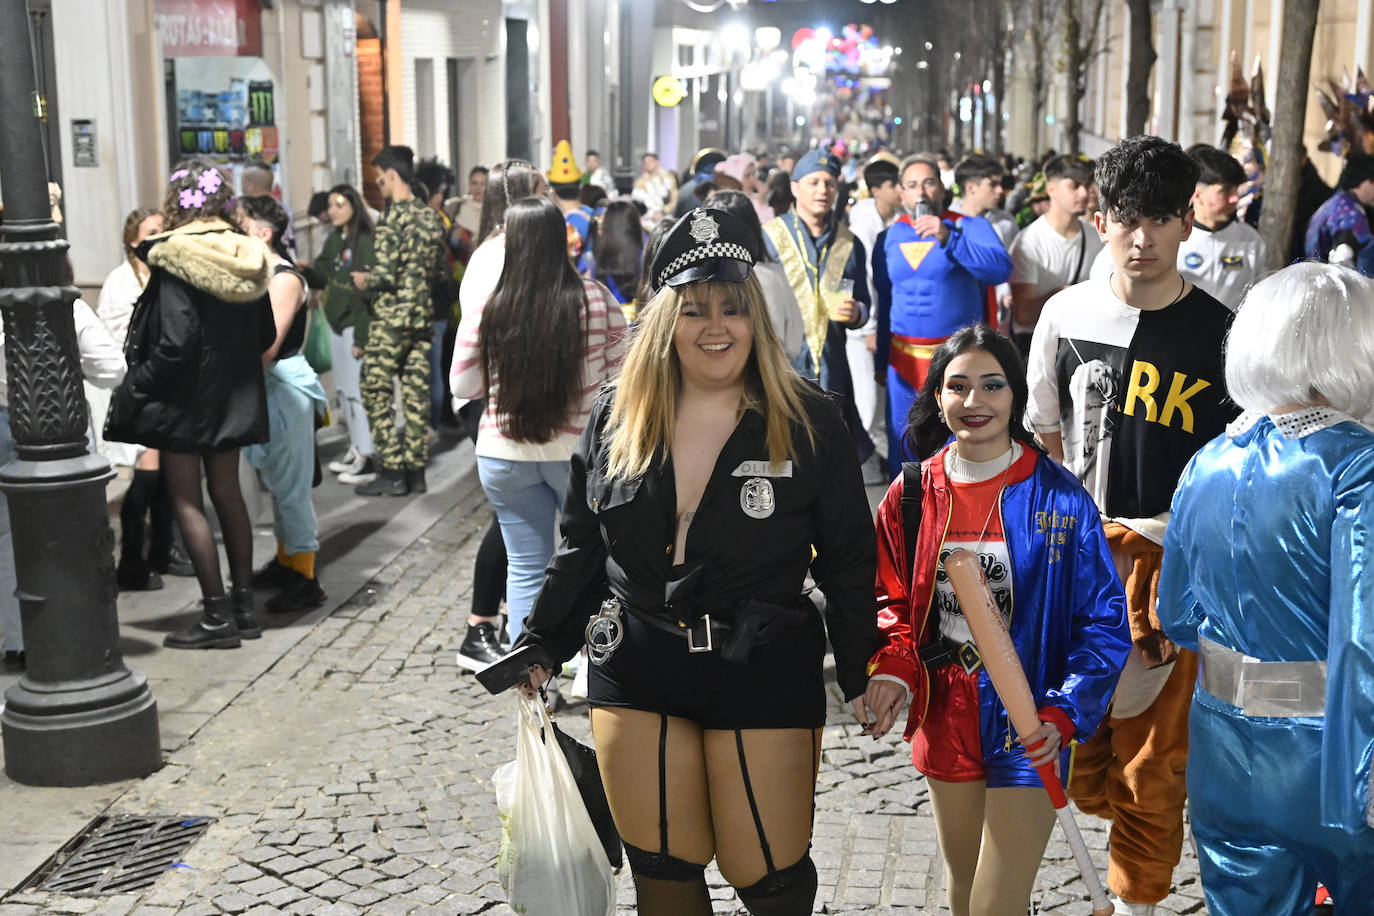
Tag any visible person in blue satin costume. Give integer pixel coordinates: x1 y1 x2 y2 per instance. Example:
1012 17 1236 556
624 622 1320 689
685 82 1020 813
1158 262 1374 916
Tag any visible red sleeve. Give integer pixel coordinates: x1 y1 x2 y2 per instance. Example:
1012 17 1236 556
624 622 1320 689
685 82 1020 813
1036 704 1077 744
869 478 919 690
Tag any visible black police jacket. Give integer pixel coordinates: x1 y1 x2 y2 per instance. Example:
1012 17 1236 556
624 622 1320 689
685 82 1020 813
520 385 880 702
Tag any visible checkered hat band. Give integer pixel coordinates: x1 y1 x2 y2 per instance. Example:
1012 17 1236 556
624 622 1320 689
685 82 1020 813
656 241 754 288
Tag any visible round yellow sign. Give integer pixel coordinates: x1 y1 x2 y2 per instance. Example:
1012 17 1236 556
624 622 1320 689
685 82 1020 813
653 76 687 108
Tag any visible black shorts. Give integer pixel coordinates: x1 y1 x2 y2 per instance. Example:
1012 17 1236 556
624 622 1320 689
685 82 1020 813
587 608 828 731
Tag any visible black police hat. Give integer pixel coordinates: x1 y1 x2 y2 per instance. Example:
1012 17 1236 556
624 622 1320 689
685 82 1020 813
648 207 756 293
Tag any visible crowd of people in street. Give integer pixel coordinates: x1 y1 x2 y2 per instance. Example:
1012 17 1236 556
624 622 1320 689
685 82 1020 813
6 117 1371 916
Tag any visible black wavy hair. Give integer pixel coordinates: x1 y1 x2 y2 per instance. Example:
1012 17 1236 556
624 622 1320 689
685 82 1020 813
236 194 292 261
905 324 1044 461
1095 136 1199 224
415 157 455 202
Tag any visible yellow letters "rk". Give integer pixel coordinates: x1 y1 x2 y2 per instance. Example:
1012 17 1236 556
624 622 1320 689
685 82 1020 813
1122 360 1212 433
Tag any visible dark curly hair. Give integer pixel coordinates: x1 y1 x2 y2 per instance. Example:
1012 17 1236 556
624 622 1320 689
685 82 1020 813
162 158 239 231
1094 136 1199 224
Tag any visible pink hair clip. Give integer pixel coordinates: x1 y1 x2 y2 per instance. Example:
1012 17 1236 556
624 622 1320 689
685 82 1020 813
169 169 190 182
197 169 223 194
179 188 206 209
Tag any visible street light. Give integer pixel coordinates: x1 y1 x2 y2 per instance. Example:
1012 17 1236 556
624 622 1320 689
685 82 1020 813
0 0 160 786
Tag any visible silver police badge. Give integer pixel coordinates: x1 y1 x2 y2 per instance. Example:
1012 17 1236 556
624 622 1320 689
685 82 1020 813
739 477 775 519
689 210 720 244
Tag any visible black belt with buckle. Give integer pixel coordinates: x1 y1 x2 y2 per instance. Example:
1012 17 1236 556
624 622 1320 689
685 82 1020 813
615 596 811 662
919 637 984 675
620 603 729 652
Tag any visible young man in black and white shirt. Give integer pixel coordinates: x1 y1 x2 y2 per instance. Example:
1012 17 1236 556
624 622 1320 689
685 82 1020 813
1025 136 1237 916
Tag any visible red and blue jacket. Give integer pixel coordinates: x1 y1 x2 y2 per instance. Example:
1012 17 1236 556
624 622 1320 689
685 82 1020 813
869 445 1130 750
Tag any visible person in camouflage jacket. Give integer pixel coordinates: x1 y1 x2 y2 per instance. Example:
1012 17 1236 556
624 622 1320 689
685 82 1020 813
350 145 447 495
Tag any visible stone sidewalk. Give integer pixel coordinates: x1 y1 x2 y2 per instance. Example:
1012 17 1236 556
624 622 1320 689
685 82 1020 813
0 471 1206 915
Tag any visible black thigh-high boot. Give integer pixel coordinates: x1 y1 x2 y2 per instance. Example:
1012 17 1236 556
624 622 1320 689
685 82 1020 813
117 469 162 590
146 469 175 572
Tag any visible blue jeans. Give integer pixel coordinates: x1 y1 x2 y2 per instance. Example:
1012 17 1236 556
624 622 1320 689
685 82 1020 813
245 356 327 554
476 456 570 641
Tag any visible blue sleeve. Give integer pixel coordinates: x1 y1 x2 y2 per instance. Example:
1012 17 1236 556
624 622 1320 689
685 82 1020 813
873 229 891 375
945 217 1013 285
1357 235 1374 278
1157 455 1206 652
763 232 781 261
1042 486 1131 739
1323 446 1374 832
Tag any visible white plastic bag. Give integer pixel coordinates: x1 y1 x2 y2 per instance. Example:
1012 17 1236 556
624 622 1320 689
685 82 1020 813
495 694 616 916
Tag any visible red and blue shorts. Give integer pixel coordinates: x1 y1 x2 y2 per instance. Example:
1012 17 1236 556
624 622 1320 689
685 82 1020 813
913 663 1072 789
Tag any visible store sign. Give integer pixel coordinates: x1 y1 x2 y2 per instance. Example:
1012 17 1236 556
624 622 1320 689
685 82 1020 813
156 0 262 58
653 75 687 108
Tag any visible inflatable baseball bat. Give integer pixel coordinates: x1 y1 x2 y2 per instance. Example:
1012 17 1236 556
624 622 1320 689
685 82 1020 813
944 548 1114 916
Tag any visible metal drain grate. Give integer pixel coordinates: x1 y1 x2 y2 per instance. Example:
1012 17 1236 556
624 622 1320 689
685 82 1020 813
16 815 213 896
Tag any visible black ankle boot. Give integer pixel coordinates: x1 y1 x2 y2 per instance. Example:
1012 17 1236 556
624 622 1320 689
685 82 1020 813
165 595 241 650
405 468 427 494
230 588 263 639
355 466 408 497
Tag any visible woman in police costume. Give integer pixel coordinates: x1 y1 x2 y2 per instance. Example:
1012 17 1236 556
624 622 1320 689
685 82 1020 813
519 208 905 915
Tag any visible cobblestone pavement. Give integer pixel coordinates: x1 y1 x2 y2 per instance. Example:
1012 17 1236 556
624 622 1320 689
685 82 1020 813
0 472 1206 915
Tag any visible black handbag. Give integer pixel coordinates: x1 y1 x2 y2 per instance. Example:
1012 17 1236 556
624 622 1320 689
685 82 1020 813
540 689 622 869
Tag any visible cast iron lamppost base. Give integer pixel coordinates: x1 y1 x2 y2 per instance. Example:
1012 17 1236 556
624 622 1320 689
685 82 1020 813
0 0 160 786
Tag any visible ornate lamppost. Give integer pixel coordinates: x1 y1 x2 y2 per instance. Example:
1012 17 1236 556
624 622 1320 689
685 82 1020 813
0 0 160 786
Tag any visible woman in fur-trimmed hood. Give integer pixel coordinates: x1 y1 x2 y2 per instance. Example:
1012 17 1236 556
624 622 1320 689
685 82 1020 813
107 158 277 651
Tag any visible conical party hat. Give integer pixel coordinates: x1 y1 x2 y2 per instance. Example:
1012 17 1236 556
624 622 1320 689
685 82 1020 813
548 140 583 184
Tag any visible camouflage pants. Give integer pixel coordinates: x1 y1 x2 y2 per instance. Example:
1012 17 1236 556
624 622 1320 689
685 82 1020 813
361 322 432 471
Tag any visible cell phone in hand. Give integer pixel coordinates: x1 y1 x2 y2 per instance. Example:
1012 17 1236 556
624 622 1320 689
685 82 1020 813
474 643 553 695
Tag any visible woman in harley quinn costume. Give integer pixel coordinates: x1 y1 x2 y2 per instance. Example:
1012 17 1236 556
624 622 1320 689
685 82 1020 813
864 324 1130 915
1159 262 1374 915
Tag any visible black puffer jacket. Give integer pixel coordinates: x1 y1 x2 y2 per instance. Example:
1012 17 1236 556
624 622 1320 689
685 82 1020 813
105 219 276 452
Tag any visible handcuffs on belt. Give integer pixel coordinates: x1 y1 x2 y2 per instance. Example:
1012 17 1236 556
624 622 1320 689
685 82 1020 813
585 598 625 666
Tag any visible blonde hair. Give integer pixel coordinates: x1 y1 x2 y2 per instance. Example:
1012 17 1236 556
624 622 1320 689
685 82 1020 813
606 275 818 478
1226 262 1374 424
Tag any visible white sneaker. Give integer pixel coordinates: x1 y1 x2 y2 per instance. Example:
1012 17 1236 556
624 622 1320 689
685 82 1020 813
1111 896 1156 915
328 446 363 475
337 456 378 485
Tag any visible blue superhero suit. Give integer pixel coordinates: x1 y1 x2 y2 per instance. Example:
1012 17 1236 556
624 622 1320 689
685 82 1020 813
1159 410 1374 915
1304 189 1374 277
869 444 1131 784
874 212 1012 478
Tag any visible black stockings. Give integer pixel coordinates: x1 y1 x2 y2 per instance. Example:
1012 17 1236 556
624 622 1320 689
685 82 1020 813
471 514 507 618
160 450 254 599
